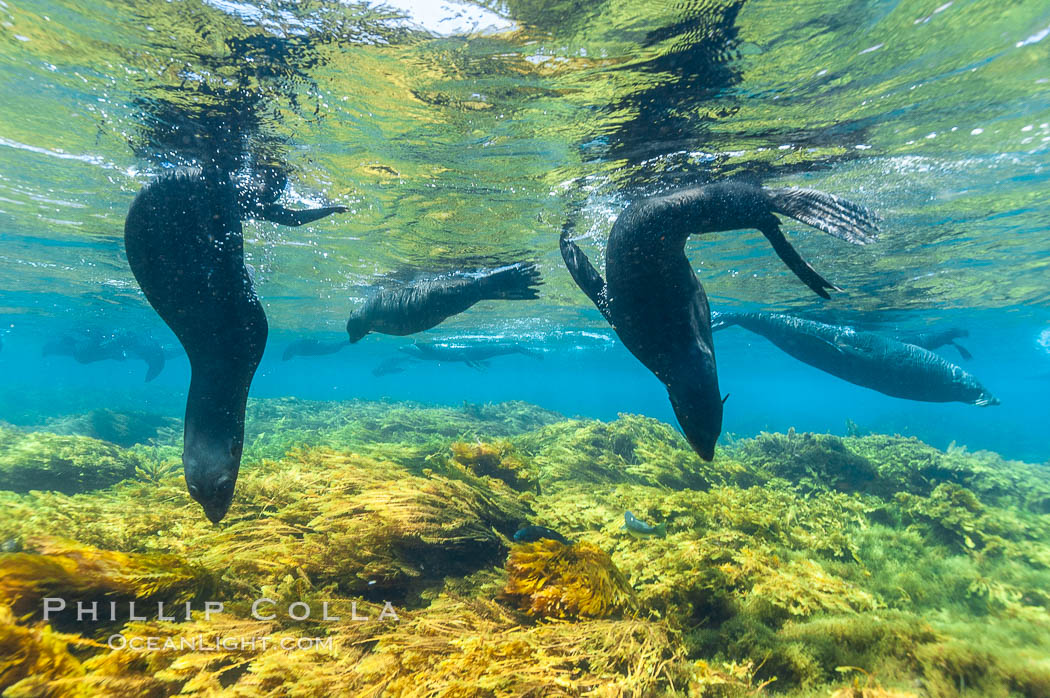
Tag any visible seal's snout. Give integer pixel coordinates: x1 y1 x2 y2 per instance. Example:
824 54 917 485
668 389 722 462
186 474 235 523
184 447 239 523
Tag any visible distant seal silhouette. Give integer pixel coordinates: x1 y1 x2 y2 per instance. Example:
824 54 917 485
399 340 542 369
560 181 880 459
281 338 349 361
345 263 541 342
124 165 345 522
371 355 416 377
712 311 998 406
42 328 166 381
896 327 972 360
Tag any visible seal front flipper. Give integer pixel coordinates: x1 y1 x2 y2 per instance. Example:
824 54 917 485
259 204 347 227
559 230 612 322
757 221 841 299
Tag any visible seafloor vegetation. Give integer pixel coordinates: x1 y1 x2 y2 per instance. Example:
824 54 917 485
1 398 1048 697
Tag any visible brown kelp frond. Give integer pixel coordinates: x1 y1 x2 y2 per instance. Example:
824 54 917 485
3 403 1050 697
448 439 539 491
0 604 94 697
0 537 213 621
501 539 638 619
357 594 685 696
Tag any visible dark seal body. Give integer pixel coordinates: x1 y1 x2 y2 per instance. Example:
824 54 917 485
561 181 880 460
603 192 723 459
124 167 266 522
713 311 997 405
42 328 166 381
897 327 972 360
400 341 541 366
345 263 541 342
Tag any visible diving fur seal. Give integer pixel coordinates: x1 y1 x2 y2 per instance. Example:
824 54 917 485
42 328 166 381
399 340 542 369
124 165 345 522
560 181 880 459
345 263 541 342
712 311 998 405
896 327 972 360
281 338 349 361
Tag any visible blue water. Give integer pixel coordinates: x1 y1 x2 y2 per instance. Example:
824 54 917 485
2 305 1046 461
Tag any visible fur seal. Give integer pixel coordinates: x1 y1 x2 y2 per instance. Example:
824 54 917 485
896 327 972 360
399 340 542 369
281 338 349 361
124 165 345 522
345 263 541 342
42 328 166 381
560 181 880 459
712 311 998 406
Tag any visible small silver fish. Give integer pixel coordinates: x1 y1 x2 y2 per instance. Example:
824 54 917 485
622 511 667 539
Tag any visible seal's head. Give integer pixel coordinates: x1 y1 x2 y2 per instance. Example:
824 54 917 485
183 439 241 523
973 392 1000 407
345 313 371 344
667 385 723 461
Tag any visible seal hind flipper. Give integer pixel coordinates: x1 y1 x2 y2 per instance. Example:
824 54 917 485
757 221 841 299
476 262 542 300
768 188 881 244
951 341 973 361
131 340 166 382
559 230 612 322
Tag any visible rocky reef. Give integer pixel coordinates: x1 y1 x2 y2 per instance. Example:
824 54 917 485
0 398 1048 696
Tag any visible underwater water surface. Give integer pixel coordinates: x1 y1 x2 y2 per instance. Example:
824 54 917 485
1 0 1049 696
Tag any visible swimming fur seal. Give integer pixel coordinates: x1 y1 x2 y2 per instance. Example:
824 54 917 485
124 165 345 522
42 328 166 381
712 311 998 406
896 327 972 360
345 263 541 342
399 340 542 369
281 338 349 361
560 181 880 459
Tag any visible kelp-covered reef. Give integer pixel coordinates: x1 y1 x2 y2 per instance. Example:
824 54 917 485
1 398 1049 697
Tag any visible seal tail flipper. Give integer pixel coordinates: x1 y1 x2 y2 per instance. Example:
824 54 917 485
952 341 973 361
767 188 881 244
559 231 613 323
758 221 840 299
476 262 542 301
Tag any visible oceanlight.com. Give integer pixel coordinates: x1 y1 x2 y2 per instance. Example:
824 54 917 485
106 634 335 652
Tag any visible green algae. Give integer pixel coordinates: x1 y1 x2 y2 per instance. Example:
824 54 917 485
0 404 1048 697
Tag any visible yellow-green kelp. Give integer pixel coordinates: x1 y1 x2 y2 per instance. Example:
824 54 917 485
0 399 1048 697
